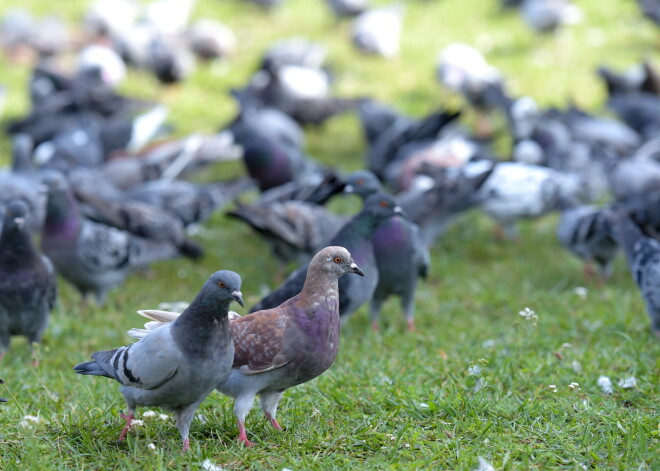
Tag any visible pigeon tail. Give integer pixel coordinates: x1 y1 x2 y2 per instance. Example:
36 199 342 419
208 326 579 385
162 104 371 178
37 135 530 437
73 360 114 378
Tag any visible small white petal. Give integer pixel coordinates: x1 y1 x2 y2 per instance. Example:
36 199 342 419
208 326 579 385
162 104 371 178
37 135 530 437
474 456 495 471
131 419 144 427
159 414 170 421
597 376 613 394
618 377 637 389
142 411 157 419
418 403 430 409
147 443 156 450
202 460 225 471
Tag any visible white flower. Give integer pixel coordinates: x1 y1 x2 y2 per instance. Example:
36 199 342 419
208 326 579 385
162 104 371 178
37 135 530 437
474 456 495 471
597 376 613 394
573 286 588 300
518 307 538 321
548 384 557 391
147 443 156 450
22 415 41 423
159 414 170 421
201 459 225 471
142 411 157 419
618 377 637 389
385 433 396 441
131 419 144 427
418 403 430 409
404 443 410 448
311 408 321 418
568 382 580 391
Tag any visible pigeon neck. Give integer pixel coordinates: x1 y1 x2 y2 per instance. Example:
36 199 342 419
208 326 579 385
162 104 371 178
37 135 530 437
172 290 232 358
44 191 81 238
300 267 340 310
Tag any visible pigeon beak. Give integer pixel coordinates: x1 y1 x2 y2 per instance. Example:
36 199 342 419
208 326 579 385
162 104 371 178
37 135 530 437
232 291 245 307
344 184 354 194
13 217 25 229
350 262 365 276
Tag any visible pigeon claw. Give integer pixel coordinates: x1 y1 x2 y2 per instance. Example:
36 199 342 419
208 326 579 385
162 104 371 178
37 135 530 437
237 423 253 447
182 438 190 452
118 413 134 442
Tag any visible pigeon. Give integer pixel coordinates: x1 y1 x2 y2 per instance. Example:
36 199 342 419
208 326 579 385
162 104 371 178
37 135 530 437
228 199 346 266
127 177 253 227
0 378 6 402
134 246 364 446
0 200 57 363
519 0 582 34
74 270 243 451
249 194 402 323
40 172 180 304
468 161 582 239
325 0 369 20
344 171 429 331
556 201 618 280
608 213 660 337
351 5 404 59
185 19 236 61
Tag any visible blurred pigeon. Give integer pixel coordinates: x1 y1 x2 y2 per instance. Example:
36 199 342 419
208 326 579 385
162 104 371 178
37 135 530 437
556 201 618 279
41 172 180 304
228 199 346 266
325 0 369 19
0 378 6 402
344 171 429 331
77 45 127 89
185 19 236 61
351 5 404 59
606 92 660 140
250 194 402 324
519 0 582 34
636 0 660 27
356 98 405 148
607 156 660 201
74 270 243 450
468 160 581 239
260 37 327 71
256 167 346 206
83 0 138 39
76 194 204 260
127 177 253 227
0 200 57 363
135 246 363 446
608 213 660 337
0 134 46 233
598 61 660 98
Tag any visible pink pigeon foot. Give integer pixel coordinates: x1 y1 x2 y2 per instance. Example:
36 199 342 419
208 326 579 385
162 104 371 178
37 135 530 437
118 413 134 442
406 318 415 332
265 412 282 430
237 422 253 447
182 438 190 452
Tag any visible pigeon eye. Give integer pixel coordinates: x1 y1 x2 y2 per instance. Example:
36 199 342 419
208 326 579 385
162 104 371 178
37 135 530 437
218 281 225 288
379 200 389 208
333 257 342 264
356 178 365 186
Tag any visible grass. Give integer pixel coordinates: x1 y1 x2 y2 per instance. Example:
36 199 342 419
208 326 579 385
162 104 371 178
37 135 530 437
1 0 659 469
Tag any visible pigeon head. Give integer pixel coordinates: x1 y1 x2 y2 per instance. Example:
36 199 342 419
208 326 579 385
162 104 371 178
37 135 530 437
312 246 364 277
3 199 29 232
344 170 384 199
362 193 404 219
206 270 245 307
42 171 78 222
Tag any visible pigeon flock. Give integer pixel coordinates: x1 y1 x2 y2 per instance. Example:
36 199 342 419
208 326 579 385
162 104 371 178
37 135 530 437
0 0 660 452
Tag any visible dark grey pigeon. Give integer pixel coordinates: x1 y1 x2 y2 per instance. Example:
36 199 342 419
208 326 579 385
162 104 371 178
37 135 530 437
325 0 369 19
344 170 429 331
608 213 660 337
249 194 402 324
556 201 618 280
74 270 243 451
0 200 57 363
132 246 363 446
127 177 253 227
41 172 180 305
0 378 6 402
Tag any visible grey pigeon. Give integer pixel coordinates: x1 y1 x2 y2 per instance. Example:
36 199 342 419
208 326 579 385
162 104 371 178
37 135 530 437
344 171 429 331
41 172 180 304
0 200 57 363
127 177 253 227
351 5 404 59
228 199 346 266
608 213 660 337
326 0 368 19
519 0 581 34
135 246 363 446
0 378 6 402
249 194 402 324
74 270 243 450
556 201 618 280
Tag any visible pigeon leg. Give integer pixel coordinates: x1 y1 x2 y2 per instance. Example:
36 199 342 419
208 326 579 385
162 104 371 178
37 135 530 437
30 343 41 367
583 262 596 280
369 298 384 333
406 318 416 332
401 293 416 332
118 407 136 442
174 402 200 452
260 391 283 430
234 393 256 446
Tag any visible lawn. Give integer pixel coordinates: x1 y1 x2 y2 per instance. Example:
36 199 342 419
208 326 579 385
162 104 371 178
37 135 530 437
0 0 659 469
